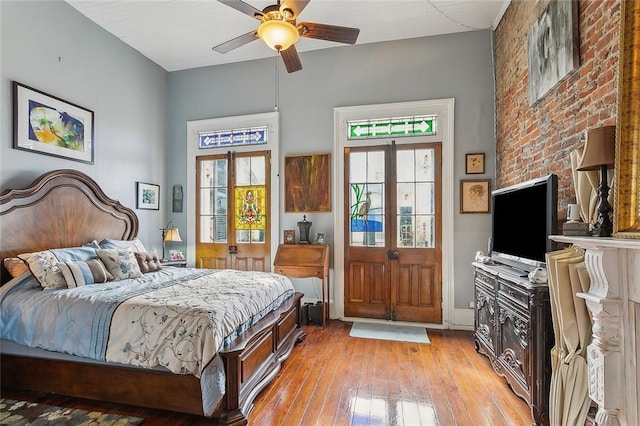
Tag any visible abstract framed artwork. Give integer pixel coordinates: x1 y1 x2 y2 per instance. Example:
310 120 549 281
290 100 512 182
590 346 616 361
136 182 160 210
527 0 579 105
12 81 94 164
284 153 331 212
460 179 491 214
465 153 485 174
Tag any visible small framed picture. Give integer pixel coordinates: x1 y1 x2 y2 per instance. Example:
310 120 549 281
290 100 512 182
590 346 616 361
460 179 491 214
169 250 186 261
465 153 485 174
136 182 160 210
283 229 296 244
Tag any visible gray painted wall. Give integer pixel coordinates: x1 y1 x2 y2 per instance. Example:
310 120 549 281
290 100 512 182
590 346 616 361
1 0 168 251
168 31 496 310
1 0 494 312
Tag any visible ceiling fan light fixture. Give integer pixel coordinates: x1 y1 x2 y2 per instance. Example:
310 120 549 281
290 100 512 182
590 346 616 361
257 19 299 51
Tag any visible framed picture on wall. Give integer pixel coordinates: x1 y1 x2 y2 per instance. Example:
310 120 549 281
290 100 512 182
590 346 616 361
465 153 485 174
460 179 491 214
136 182 160 210
284 153 331 212
12 81 95 164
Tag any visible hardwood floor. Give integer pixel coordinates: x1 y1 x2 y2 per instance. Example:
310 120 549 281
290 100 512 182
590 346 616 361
1 321 533 425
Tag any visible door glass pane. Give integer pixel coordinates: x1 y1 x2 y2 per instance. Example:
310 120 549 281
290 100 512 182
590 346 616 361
396 148 435 248
201 215 227 243
349 152 367 182
416 149 434 181
367 151 385 182
416 183 434 214
415 215 434 248
396 150 415 182
349 150 385 247
200 159 228 243
235 157 251 186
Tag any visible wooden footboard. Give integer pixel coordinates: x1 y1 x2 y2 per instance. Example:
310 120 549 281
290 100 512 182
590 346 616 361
0 292 306 425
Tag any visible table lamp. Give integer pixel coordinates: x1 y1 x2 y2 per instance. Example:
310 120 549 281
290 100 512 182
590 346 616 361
160 221 182 260
577 125 616 237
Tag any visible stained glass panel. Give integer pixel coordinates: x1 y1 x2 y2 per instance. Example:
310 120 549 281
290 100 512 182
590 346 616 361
235 185 265 230
199 126 267 149
349 149 385 247
347 115 437 140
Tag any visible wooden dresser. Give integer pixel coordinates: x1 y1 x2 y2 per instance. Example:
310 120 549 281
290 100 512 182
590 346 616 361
473 262 554 426
273 244 330 327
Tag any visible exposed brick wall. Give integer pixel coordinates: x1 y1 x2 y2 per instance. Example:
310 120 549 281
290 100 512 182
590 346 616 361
494 0 620 218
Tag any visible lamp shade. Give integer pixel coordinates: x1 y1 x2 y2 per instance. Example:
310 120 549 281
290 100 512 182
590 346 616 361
164 227 182 242
257 20 299 51
577 126 616 171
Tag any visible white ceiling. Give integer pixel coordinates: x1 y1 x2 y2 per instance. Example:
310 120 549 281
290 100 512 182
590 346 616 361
66 0 509 72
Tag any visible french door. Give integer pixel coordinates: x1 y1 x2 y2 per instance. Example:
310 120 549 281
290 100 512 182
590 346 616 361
196 150 271 271
344 142 442 323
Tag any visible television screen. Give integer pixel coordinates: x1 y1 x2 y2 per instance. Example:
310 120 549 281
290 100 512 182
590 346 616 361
490 174 558 272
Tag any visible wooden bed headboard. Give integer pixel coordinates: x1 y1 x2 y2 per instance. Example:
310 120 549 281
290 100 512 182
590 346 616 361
0 169 139 284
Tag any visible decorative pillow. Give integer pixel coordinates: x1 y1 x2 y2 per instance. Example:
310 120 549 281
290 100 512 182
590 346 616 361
57 259 114 288
3 257 29 278
96 248 143 280
98 238 146 253
134 250 163 274
18 246 99 290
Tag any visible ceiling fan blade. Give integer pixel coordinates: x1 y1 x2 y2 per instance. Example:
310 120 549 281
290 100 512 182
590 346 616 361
298 22 360 45
217 0 263 19
281 0 310 17
280 44 303 73
213 30 259 53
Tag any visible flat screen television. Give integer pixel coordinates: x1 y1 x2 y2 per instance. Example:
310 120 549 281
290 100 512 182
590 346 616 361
489 174 558 273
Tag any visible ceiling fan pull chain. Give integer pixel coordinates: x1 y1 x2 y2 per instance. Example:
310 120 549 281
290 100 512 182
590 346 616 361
274 51 279 112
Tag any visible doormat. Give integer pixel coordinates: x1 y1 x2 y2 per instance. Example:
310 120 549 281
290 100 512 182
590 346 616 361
349 322 430 344
0 398 144 425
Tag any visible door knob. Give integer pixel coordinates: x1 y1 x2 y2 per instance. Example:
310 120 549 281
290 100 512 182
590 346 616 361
388 249 399 259
228 245 238 254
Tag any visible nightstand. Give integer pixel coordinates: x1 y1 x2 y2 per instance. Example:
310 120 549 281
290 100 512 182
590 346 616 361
161 260 187 268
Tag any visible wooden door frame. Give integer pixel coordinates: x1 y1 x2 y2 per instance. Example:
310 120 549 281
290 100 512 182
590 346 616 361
334 99 455 328
186 112 281 270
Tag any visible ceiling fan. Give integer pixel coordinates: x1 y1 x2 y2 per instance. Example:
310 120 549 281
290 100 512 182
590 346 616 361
213 0 360 73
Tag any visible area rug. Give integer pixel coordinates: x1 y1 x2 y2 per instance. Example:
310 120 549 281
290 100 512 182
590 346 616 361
349 322 430 344
0 399 144 425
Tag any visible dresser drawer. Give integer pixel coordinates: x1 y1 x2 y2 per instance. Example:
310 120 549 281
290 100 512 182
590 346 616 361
497 278 529 310
475 269 495 292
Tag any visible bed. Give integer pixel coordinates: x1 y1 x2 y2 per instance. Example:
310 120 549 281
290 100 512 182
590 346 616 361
0 169 306 425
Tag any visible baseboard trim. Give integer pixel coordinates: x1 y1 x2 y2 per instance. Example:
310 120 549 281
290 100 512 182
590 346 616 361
450 308 474 331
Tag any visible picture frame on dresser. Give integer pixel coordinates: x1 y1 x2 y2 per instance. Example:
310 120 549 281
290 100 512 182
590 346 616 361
12 81 95 164
169 249 185 261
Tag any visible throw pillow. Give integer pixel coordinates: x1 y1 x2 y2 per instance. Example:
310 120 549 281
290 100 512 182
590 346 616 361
96 248 143 280
57 259 114 288
134 250 163 274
